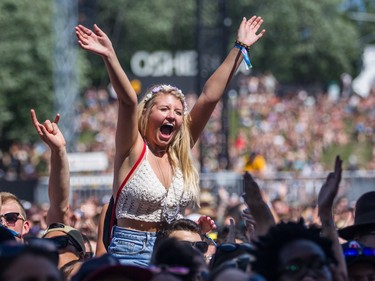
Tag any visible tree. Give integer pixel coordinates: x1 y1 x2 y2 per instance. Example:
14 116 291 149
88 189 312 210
0 0 53 146
229 0 362 84
0 0 90 148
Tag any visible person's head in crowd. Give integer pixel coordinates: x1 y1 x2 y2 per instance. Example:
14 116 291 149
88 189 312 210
338 191 375 248
341 240 375 281
163 218 203 242
72 253 153 281
271 197 290 222
151 237 208 281
159 219 211 263
0 238 63 281
251 219 336 281
42 223 86 269
0 192 30 242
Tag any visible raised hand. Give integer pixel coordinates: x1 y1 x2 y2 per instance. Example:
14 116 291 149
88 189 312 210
237 16 266 47
242 171 263 204
318 155 343 216
242 171 275 236
30 109 65 150
241 208 256 242
75 24 114 57
197 215 217 235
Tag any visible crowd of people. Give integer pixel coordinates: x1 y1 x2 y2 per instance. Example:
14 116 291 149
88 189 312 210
2 69 375 180
1 19 375 181
1 12 375 281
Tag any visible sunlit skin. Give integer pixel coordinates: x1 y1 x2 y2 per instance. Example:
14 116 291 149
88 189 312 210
169 230 202 242
168 230 215 265
145 93 184 152
0 200 29 242
75 16 265 247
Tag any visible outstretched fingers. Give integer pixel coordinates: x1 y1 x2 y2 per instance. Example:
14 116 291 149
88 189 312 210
335 155 343 177
30 109 43 135
93 24 104 36
77 24 92 36
75 25 95 48
246 16 257 26
53 113 60 124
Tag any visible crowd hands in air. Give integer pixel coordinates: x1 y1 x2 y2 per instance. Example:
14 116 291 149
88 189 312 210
0 15 375 281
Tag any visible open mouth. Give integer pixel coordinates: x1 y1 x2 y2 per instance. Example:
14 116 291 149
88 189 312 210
160 124 174 137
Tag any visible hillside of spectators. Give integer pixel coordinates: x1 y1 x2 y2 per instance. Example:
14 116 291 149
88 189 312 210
1 72 375 180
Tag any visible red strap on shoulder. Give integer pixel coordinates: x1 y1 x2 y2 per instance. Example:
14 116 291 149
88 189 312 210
109 142 147 234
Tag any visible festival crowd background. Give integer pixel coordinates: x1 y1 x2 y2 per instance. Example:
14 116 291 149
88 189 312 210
1 70 374 255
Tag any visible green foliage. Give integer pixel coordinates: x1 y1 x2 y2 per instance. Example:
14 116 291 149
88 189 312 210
229 0 362 84
0 0 90 148
0 0 53 146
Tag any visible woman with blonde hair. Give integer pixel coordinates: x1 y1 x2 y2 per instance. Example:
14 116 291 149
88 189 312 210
75 15 265 266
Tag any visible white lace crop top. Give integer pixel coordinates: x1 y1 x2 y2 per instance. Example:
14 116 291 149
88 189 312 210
115 145 193 223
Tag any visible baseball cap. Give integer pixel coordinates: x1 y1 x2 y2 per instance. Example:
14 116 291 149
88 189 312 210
72 253 153 281
42 223 86 255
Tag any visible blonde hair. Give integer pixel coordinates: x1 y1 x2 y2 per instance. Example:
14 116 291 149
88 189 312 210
138 84 200 204
0 192 27 219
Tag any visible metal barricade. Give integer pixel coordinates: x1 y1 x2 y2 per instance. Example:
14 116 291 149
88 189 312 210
35 170 375 208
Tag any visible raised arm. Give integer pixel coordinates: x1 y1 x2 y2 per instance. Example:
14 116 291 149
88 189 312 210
318 156 347 281
75 24 140 169
30 109 70 225
189 16 265 144
242 172 275 238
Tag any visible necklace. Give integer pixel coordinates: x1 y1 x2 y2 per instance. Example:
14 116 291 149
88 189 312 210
154 155 171 188
146 140 171 188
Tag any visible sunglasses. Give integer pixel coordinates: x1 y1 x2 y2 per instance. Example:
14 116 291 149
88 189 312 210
344 247 375 257
182 241 209 254
0 212 25 225
45 223 83 253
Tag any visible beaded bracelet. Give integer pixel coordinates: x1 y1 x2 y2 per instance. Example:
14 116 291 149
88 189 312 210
234 40 252 69
235 40 250 51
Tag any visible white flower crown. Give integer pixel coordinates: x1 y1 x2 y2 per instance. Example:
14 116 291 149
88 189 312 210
144 84 188 114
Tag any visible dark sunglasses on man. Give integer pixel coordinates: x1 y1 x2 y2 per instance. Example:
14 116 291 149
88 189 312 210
182 240 209 254
0 212 25 225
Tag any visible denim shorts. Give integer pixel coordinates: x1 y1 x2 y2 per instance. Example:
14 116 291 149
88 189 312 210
108 226 157 267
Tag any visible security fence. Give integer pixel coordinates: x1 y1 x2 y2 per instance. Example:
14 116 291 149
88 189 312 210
34 170 375 208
